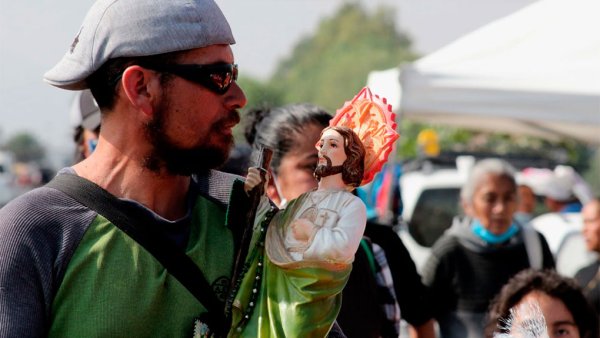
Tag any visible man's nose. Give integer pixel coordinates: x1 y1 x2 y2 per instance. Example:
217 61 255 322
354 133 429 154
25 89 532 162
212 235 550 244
226 81 247 110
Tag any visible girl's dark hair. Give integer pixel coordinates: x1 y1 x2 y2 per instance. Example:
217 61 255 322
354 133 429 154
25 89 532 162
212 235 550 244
244 103 331 173
486 269 598 338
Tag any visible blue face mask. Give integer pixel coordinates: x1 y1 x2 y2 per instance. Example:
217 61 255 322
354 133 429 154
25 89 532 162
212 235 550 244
87 139 98 154
471 219 519 244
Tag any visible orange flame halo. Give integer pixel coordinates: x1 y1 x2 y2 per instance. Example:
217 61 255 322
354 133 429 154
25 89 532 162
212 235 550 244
330 87 399 186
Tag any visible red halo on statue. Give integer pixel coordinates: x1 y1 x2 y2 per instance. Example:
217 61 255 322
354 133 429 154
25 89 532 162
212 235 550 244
330 87 399 186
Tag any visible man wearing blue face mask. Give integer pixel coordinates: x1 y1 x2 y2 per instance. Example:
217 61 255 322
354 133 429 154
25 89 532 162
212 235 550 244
421 158 555 338
70 89 101 162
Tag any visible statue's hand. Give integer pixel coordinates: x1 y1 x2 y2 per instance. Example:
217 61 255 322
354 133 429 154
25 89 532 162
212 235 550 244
244 167 267 195
291 218 315 242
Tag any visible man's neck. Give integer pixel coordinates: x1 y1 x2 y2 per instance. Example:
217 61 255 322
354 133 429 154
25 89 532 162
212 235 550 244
73 146 190 221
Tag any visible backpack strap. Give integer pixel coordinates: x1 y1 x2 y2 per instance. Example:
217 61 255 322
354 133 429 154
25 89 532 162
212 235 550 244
521 224 543 269
46 174 227 336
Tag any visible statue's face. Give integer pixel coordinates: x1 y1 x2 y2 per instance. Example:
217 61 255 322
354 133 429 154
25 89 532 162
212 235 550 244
317 129 347 167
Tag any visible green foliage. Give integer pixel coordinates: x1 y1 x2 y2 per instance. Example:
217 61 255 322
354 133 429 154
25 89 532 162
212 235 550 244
235 76 287 144
269 3 417 113
237 76 285 110
582 147 600 195
397 120 421 158
396 121 596 175
4 132 45 163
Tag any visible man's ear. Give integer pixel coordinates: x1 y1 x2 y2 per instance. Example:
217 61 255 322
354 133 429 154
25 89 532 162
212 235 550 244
121 65 159 117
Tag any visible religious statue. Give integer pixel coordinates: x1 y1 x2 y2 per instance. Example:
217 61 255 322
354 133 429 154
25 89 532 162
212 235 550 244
225 87 399 338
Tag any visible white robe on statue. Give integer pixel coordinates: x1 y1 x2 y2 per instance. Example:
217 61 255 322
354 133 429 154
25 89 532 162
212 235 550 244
279 189 366 265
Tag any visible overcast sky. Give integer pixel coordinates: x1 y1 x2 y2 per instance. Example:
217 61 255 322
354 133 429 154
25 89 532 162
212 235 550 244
0 0 535 167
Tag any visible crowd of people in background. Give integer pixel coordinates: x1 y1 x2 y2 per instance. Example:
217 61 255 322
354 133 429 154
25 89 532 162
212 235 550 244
225 106 600 338
0 0 597 337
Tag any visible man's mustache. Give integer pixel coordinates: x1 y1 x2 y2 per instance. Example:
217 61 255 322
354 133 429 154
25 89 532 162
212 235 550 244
212 110 241 131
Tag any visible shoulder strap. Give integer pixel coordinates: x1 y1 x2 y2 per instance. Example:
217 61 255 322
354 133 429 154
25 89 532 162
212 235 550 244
521 224 543 270
46 174 227 334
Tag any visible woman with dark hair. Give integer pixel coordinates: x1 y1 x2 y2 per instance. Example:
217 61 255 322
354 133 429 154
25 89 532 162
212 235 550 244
486 269 598 338
244 103 331 208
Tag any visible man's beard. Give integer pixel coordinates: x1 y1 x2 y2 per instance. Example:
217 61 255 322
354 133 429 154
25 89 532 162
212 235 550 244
143 97 240 176
314 155 343 181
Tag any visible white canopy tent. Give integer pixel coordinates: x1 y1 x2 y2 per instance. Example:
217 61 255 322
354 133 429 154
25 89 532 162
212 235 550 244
367 0 600 144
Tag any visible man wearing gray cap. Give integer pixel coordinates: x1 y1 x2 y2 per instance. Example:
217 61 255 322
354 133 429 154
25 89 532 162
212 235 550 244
0 0 248 336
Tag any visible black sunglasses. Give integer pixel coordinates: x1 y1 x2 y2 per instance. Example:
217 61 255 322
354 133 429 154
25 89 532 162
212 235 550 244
140 63 238 94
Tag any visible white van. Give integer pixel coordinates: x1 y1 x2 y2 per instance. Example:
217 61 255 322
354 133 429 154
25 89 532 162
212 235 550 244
397 156 473 272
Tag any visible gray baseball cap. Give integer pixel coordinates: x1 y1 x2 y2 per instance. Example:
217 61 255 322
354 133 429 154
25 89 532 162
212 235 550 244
44 0 235 90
